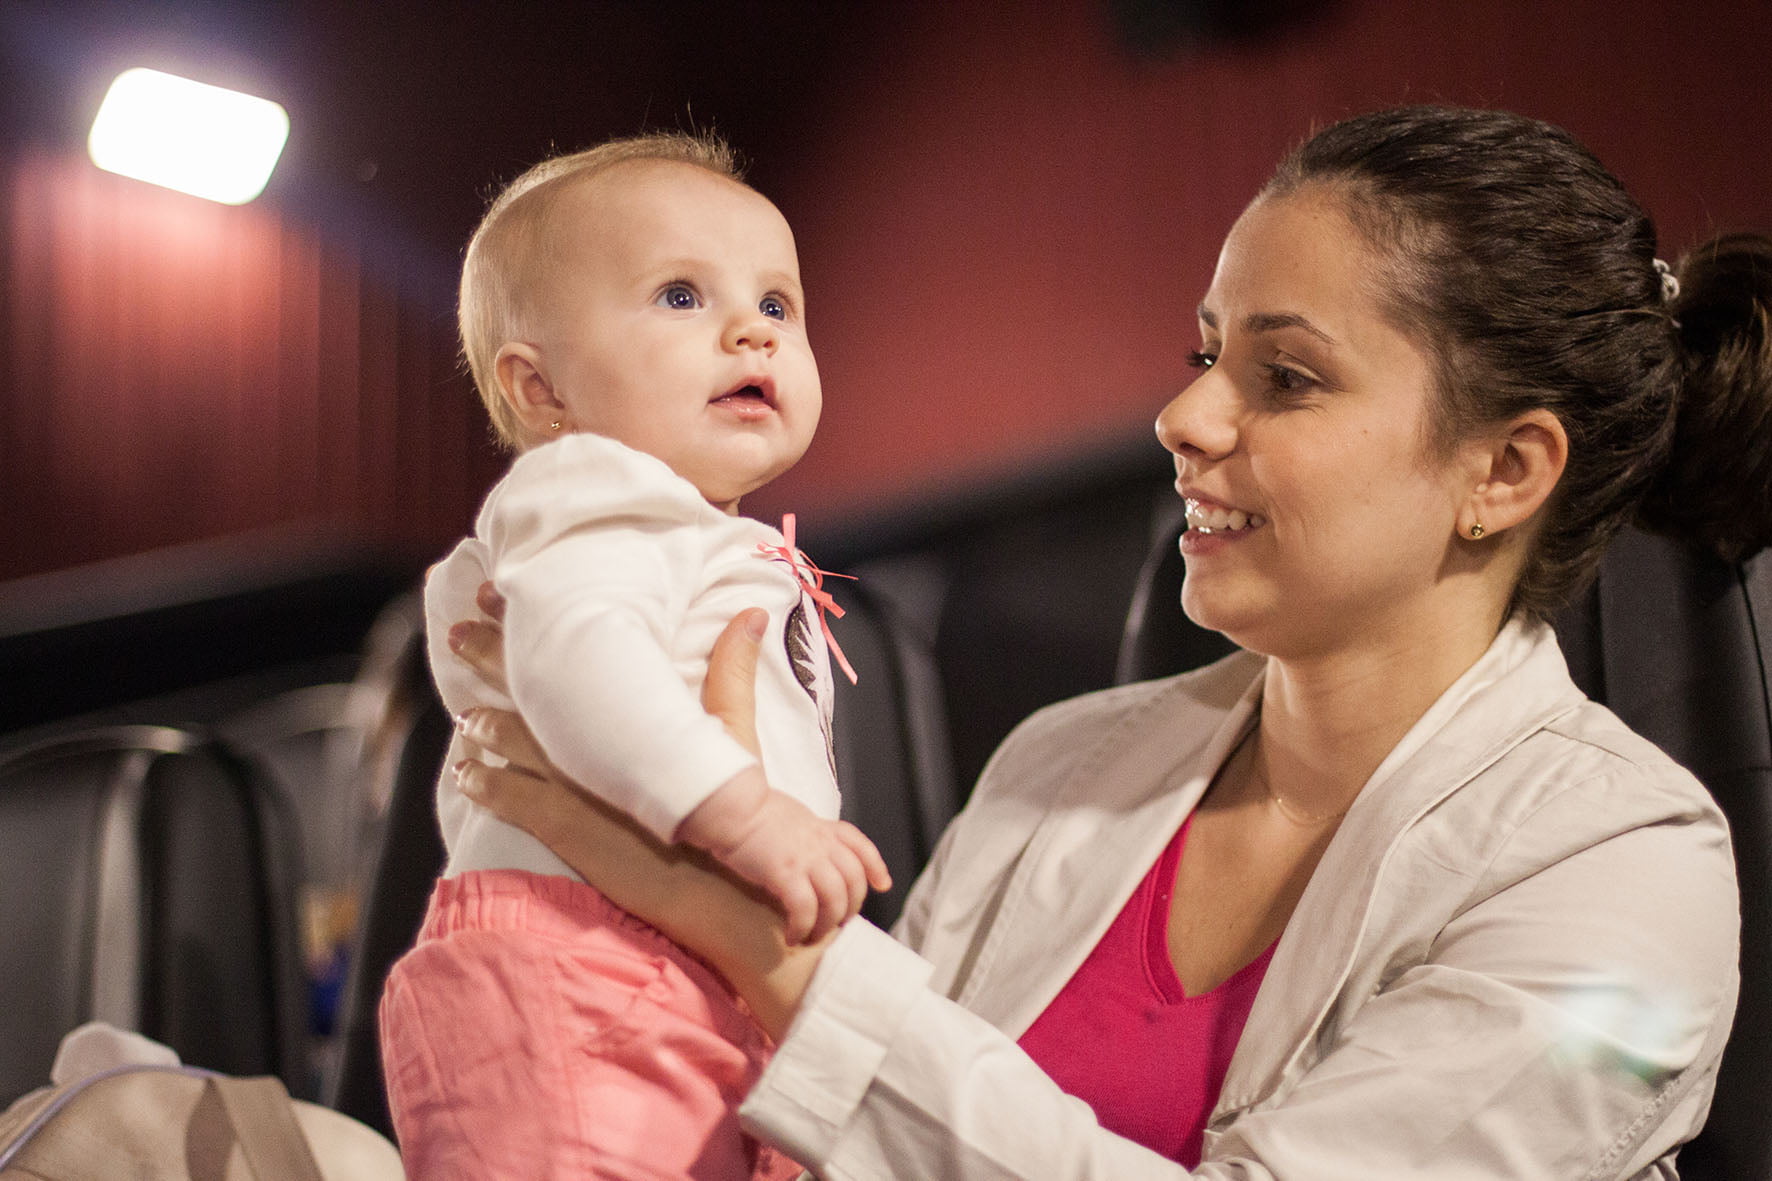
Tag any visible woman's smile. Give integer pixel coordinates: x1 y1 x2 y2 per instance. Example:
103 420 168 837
1182 496 1268 534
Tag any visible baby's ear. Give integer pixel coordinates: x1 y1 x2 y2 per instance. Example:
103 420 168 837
494 342 563 439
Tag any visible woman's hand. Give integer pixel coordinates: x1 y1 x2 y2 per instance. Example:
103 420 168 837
448 595 828 1038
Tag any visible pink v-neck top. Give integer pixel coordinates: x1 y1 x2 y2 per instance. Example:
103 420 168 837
1018 816 1276 1167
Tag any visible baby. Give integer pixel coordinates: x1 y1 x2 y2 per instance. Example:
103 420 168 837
380 133 887 1180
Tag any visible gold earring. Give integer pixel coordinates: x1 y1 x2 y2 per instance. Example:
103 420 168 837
549 420 563 432
1468 522 1486 540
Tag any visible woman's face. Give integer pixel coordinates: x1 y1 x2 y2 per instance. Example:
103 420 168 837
1157 187 1480 662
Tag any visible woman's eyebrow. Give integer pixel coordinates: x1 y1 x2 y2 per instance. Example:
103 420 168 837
1244 312 1337 345
1196 304 1337 347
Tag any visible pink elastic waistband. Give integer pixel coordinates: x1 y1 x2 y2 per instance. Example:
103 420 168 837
422 868 677 953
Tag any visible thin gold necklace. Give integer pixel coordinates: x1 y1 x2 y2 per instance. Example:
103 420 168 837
1246 733 1356 826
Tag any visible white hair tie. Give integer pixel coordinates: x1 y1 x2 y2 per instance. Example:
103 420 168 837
1653 258 1681 303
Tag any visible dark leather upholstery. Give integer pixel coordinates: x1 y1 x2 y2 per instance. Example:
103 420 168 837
323 692 451 1140
0 726 308 1103
1553 530 1771 1181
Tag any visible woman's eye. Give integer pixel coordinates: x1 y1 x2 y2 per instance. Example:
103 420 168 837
1262 363 1314 397
656 284 700 310
759 295 788 320
1185 349 1217 370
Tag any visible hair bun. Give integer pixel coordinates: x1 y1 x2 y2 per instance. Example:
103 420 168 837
1637 231 1772 564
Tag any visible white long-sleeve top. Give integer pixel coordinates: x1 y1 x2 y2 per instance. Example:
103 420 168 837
426 431 841 879
740 619 1740 1179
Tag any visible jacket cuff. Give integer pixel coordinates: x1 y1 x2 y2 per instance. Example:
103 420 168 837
738 920 933 1164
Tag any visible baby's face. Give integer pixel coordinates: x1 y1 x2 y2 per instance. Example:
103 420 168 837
519 160 821 512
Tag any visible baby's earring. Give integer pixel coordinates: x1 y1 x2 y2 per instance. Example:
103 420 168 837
549 420 563 432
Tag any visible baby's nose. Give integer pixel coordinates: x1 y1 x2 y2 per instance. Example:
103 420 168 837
726 314 780 354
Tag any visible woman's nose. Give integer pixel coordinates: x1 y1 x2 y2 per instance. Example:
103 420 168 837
1155 371 1237 461
724 311 780 355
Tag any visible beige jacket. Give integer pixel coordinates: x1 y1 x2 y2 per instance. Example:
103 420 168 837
740 620 1740 1179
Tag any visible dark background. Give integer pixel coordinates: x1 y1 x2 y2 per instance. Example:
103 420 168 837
2 0 1767 584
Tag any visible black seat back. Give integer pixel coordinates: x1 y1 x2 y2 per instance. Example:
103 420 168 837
1551 528 1771 1181
0 726 308 1102
320 602 452 1140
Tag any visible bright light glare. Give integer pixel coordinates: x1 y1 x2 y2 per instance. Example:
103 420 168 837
88 68 289 205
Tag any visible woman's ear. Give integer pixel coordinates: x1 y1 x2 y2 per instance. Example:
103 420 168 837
1459 408 1568 540
494 342 565 439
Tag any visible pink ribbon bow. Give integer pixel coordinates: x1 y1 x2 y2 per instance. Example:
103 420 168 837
756 512 859 684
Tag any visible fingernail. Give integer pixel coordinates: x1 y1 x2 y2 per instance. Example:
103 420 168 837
745 610 767 640
453 711 473 733
454 760 480 798
447 622 471 653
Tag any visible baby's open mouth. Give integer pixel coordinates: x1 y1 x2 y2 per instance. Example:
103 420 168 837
712 380 775 408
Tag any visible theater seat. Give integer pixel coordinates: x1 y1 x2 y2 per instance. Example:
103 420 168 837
1118 518 1772 1180
321 601 452 1140
1552 528 1771 1181
0 726 308 1103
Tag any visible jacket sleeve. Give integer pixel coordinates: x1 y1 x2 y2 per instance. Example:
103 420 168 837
491 439 757 841
739 689 1199 1180
739 919 1192 1179
740 771 1737 1179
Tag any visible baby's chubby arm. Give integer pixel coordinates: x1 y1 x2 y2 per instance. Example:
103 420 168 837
676 753 891 945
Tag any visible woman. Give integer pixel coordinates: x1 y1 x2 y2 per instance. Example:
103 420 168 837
448 106 1771 1176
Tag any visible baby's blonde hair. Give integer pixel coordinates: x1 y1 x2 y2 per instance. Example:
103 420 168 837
458 132 744 448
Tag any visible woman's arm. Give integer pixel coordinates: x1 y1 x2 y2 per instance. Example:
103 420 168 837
448 605 1735 1179
450 607 1194 1177
451 606 826 1037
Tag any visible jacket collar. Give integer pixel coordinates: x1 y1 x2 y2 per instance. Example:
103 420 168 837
953 650 1265 1032
952 618 1585 1115
1215 617 1586 1113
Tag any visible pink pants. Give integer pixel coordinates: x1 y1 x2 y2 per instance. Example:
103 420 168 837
380 869 802 1180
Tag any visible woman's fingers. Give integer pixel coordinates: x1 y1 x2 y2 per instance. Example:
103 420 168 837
454 757 561 845
703 608 766 758
448 580 510 694
475 580 508 623
456 707 549 776
457 752 678 898
448 619 510 697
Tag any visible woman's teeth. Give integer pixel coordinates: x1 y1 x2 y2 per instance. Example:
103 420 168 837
1185 499 1267 533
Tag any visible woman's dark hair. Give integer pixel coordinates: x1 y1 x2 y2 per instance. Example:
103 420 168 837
1263 105 1772 620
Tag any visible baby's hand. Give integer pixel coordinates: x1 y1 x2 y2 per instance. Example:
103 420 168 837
677 768 891 944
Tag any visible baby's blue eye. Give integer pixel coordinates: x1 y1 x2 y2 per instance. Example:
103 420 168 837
760 295 787 320
656 284 700 310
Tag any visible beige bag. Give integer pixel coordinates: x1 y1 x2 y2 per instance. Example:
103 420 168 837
0 1064 403 1180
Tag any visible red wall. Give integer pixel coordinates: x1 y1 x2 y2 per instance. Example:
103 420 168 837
744 0 1772 522
3 0 1769 580
1 149 500 581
